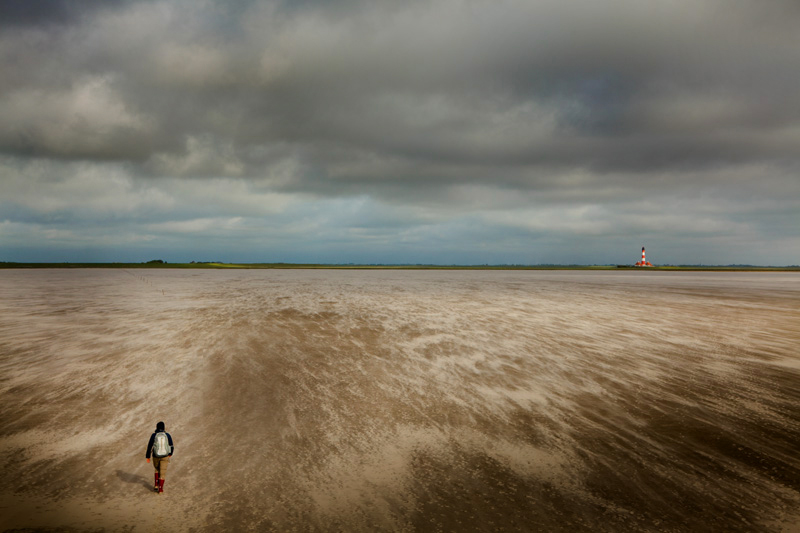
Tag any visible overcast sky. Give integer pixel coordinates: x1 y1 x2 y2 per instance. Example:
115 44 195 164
1 0 798 265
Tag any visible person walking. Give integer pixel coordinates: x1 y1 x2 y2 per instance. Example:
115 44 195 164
145 421 174 493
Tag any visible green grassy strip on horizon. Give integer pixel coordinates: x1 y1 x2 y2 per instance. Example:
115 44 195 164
1 262 798 271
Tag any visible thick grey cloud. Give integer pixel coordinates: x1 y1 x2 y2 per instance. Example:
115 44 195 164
0 0 798 264
0 0 138 29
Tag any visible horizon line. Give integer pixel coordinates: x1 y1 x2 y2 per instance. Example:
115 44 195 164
1 261 798 270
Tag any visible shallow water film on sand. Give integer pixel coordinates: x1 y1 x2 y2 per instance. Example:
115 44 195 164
0 269 798 532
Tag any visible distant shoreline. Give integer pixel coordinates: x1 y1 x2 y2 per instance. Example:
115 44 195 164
1 262 798 271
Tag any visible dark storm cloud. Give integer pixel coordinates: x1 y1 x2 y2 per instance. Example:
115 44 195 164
0 0 798 264
0 0 143 30
2 0 799 178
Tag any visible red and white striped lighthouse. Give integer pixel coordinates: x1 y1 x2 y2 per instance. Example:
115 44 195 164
635 246 653 267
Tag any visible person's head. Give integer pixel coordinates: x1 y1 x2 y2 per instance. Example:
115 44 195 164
156 421 165 431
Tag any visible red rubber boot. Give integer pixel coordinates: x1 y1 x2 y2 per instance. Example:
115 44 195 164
154 472 160 492
158 479 165 493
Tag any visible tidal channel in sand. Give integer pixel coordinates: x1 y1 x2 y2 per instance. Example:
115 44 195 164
0 269 798 532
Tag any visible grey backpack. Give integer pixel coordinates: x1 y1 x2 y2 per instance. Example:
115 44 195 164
153 432 170 458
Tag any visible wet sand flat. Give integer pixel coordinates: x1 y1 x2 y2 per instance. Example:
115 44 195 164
0 269 798 532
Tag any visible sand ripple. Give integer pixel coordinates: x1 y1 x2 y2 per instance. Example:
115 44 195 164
0 269 798 531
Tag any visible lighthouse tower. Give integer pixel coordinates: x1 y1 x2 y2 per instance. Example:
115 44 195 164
635 246 653 267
